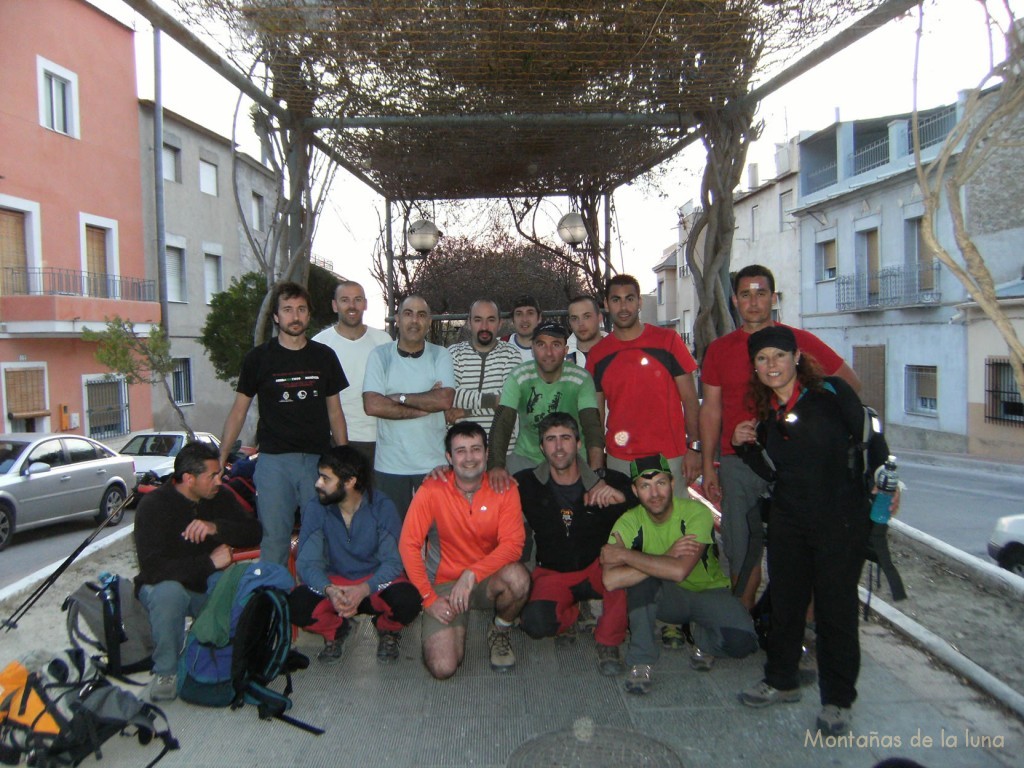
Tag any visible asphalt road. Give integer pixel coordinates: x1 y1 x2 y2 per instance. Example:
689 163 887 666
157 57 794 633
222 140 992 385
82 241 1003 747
896 461 1023 562
0 509 136 592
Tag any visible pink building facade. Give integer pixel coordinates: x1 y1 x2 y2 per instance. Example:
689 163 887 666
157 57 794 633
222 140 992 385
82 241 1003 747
1 0 156 438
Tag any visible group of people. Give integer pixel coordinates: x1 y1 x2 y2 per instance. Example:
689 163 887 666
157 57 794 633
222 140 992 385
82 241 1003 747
134 264 893 737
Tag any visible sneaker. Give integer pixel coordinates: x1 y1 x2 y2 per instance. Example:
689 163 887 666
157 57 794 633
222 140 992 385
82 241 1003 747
596 643 624 677
576 600 598 633
624 664 652 695
739 680 802 708
376 630 401 663
689 647 715 672
816 704 852 735
150 673 177 702
487 624 516 672
555 623 578 648
661 624 685 650
318 620 353 664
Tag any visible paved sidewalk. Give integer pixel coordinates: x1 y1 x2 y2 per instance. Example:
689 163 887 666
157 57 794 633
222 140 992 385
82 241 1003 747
3 534 1022 768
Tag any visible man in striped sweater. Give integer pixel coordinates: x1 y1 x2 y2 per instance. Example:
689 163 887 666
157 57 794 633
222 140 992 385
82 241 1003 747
446 299 522 438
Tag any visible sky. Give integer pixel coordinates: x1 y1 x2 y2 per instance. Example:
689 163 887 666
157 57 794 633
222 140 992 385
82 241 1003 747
91 0 1016 327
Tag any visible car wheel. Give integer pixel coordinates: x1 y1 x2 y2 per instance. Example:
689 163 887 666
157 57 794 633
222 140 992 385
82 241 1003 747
95 485 127 526
998 546 1024 578
0 502 13 551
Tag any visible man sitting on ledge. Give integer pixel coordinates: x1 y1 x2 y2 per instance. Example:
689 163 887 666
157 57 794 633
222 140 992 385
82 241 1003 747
134 441 262 702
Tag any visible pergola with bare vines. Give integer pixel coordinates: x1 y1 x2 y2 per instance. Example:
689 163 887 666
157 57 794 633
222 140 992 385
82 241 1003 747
125 0 918 348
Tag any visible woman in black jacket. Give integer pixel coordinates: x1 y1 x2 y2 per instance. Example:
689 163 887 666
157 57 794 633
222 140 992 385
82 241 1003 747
732 325 896 736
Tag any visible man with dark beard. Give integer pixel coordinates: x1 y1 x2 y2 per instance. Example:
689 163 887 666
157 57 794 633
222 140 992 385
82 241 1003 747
445 299 521 435
220 282 348 566
291 446 421 664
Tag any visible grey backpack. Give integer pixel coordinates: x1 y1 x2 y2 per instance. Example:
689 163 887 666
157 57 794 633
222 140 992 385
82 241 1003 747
63 573 154 678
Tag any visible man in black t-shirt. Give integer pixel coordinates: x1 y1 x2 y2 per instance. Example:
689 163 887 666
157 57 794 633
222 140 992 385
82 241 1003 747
515 412 634 676
220 282 348 565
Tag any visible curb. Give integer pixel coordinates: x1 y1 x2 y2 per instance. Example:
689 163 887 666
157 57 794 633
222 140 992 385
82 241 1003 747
0 525 135 606
859 586 1024 721
897 448 1024 477
889 519 1024 600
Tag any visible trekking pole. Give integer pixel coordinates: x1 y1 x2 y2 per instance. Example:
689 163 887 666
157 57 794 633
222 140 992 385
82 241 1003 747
2 489 137 632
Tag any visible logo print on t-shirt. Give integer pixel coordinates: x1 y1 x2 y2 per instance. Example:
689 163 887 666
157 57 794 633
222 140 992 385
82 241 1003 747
297 390 307 400
282 391 290 401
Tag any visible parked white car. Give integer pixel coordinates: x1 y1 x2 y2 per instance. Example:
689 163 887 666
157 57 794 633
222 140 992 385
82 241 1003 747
988 514 1024 576
118 431 221 484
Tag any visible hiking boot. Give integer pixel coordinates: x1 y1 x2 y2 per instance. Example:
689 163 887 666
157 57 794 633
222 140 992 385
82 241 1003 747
624 664 652 695
689 647 715 672
150 673 177 702
555 623 578 648
660 624 685 650
596 643 624 677
576 600 598 633
739 680 802 708
487 624 516 672
816 704 852 735
376 631 401 663
318 620 353 664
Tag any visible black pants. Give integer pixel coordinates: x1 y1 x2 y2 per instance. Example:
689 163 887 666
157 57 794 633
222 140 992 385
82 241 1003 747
764 511 868 708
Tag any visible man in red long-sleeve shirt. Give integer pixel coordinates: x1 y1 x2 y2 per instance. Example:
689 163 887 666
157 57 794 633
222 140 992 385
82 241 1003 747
399 422 529 679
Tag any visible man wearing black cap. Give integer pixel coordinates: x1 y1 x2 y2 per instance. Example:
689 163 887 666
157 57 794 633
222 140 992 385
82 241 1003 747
700 264 859 609
487 321 607 494
601 454 757 695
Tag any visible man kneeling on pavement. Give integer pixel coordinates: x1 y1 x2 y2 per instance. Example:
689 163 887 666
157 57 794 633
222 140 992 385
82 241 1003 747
399 421 530 679
601 454 758 695
135 441 263 701
515 412 634 676
291 446 421 663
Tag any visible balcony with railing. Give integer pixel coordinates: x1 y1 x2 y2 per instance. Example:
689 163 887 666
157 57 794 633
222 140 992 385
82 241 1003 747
0 266 158 331
804 160 838 195
835 262 942 312
907 104 958 152
849 136 890 175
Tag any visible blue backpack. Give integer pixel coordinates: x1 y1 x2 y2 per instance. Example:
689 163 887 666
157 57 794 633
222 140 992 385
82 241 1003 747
177 563 322 734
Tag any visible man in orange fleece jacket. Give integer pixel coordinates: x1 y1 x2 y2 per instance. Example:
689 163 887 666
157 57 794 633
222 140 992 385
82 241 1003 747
399 421 529 679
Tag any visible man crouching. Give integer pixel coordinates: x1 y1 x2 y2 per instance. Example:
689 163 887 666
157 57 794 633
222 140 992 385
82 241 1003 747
399 422 529 679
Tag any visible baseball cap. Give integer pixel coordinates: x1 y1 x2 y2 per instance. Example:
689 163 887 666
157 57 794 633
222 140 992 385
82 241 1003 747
532 321 569 342
629 454 672 480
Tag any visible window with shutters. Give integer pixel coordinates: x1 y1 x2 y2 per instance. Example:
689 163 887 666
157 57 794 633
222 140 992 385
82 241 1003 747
905 365 937 416
163 144 181 183
204 253 222 304
165 245 186 303
4 368 49 423
1 208 29 295
199 160 218 196
85 225 109 298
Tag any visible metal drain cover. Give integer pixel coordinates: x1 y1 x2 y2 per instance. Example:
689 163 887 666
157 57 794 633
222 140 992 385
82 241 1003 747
507 721 683 767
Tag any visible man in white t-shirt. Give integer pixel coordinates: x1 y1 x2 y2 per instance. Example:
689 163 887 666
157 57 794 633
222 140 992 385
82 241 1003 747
313 281 392 466
565 294 607 370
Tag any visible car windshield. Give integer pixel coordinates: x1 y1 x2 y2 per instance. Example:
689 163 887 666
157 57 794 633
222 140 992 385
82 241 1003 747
121 435 184 457
0 441 30 473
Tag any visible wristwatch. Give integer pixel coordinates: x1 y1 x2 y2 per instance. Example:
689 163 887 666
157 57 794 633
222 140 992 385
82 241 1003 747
688 440 702 453
398 394 407 405
594 467 607 480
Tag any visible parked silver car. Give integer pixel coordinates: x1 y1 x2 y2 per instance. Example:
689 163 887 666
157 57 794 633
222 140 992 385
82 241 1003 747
0 433 135 550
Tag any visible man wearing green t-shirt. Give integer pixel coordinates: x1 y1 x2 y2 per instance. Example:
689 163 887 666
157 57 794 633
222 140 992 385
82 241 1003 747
601 454 757 695
487 321 605 489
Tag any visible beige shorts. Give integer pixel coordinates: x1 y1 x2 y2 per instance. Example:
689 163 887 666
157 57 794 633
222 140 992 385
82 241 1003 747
421 575 497 639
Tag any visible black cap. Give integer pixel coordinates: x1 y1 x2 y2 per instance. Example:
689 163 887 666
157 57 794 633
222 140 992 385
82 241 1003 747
532 321 569 341
748 325 797 359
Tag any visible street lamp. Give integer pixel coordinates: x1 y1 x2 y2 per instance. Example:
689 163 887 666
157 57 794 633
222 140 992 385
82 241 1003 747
557 211 587 247
407 219 441 255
